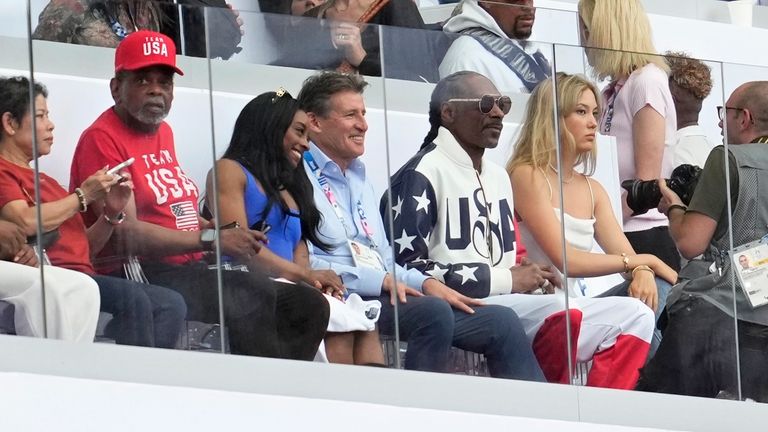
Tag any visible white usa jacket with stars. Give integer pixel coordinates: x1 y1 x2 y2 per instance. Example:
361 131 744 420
380 126 517 298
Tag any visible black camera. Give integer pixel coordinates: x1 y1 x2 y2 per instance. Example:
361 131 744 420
621 164 702 216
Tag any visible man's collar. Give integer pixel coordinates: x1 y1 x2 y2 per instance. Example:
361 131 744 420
433 127 482 171
751 136 768 144
307 142 366 178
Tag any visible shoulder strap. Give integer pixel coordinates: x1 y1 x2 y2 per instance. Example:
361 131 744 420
584 176 596 219
459 27 550 92
537 167 554 201
358 0 390 23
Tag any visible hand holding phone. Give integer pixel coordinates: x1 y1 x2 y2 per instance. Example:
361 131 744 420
107 157 135 177
251 220 272 234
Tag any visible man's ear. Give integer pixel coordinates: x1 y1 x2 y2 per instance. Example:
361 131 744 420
306 112 322 133
743 108 756 129
1 112 18 137
109 77 121 103
440 102 456 127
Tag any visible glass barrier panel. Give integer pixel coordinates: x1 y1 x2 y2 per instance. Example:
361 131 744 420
14 1 219 355
206 9 389 364
378 1 579 396
720 61 768 403
562 44 742 402
0 0 50 341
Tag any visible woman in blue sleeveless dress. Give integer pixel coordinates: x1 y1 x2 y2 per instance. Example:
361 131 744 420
207 89 384 365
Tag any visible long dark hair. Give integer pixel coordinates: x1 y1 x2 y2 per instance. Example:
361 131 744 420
222 91 329 251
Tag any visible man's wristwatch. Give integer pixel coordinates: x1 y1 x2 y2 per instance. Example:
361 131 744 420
200 229 216 251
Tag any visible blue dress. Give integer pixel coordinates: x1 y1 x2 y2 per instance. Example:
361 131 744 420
238 162 301 261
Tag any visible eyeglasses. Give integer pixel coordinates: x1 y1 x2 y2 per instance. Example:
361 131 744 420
447 95 512 115
717 105 746 121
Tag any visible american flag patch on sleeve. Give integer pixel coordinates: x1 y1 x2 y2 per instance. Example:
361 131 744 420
170 201 198 230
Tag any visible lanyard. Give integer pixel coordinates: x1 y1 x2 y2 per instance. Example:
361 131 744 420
304 151 378 249
601 79 625 134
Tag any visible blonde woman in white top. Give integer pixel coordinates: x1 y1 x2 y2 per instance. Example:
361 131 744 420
507 73 677 354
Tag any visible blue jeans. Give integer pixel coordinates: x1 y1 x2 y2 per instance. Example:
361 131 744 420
92 275 186 348
597 276 672 356
372 295 545 381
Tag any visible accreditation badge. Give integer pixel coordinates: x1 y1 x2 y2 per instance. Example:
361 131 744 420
348 240 386 271
731 236 768 309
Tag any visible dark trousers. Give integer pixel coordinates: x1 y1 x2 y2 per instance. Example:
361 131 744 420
93 275 186 348
625 226 681 272
142 262 329 360
637 295 768 402
372 295 545 381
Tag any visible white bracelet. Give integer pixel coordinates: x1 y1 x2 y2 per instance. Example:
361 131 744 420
103 211 126 225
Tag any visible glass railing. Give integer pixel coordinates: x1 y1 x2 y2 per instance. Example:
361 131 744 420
1 0 767 420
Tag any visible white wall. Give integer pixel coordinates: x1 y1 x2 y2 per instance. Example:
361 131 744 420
0 371 685 432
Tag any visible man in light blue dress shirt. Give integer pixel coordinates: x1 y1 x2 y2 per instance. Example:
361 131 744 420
298 71 544 380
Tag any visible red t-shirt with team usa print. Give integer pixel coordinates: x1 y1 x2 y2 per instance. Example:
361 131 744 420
70 107 203 272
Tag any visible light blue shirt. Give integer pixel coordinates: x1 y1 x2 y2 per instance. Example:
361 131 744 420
305 143 428 297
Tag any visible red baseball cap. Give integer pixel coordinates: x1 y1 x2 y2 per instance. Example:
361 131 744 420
114 30 184 76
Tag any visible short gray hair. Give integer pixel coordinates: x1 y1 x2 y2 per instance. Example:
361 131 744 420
297 72 368 117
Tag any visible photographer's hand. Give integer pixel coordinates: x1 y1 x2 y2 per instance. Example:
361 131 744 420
657 178 715 260
657 179 684 217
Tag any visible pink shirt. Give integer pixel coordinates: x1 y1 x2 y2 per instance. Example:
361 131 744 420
600 63 677 232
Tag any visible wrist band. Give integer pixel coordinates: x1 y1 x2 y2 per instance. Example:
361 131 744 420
103 211 126 226
621 253 630 274
74 188 87 212
666 204 687 217
632 265 655 278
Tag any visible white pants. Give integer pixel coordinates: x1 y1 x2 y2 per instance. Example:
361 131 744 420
0 262 100 342
483 292 654 389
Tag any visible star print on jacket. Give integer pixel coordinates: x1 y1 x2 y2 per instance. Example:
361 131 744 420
380 137 517 298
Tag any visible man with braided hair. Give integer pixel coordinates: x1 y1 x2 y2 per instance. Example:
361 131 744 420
384 71 657 390
665 51 716 168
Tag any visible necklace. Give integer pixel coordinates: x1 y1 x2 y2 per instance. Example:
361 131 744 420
547 163 575 184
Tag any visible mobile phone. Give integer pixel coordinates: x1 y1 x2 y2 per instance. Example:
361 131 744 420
107 157 135 176
251 220 272 234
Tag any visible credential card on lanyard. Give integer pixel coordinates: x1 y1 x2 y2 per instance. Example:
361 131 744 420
348 240 386 271
731 237 768 309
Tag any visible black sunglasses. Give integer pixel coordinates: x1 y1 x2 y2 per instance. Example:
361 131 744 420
447 95 512 115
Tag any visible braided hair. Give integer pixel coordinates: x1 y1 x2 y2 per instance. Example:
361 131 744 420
421 71 482 149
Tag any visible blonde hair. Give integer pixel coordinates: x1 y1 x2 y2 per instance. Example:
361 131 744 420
578 0 669 81
506 73 601 177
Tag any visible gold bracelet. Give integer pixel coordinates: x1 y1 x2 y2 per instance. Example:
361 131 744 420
631 265 655 278
621 253 630 274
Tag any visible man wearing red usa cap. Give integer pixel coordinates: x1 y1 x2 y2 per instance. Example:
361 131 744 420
70 30 330 359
